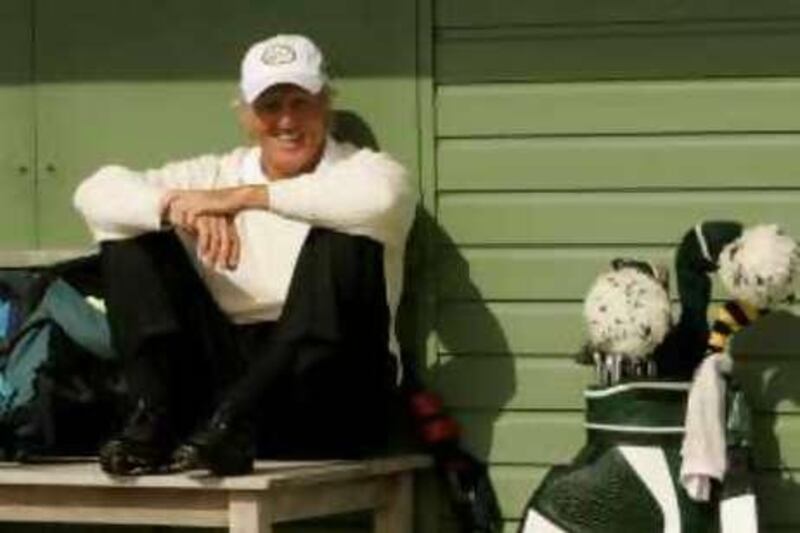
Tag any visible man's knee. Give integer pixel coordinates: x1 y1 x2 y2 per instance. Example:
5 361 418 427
99 231 202 353
100 231 185 269
313 228 383 261
308 228 385 289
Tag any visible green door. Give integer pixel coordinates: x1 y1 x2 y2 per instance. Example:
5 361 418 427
0 0 36 249
33 0 418 248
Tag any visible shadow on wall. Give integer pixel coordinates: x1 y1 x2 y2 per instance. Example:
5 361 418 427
731 310 800 529
402 209 517 460
334 111 517 461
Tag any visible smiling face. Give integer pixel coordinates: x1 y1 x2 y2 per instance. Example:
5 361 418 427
251 84 330 179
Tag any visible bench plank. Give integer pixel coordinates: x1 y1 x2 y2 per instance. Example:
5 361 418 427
0 456 430 490
0 456 430 532
0 485 228 527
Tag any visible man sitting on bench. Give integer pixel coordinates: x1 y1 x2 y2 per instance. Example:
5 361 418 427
72 34 415 476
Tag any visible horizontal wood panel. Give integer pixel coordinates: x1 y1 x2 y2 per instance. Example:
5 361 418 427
437 22 800 83
438 246 674 301
436 245 800 302
436 355 800 414
439 301 800 356
438 191 800 245
457 411 800 469
436 0 800 28
438 135 800 191
435 356 593 410
458 411 585 465
437 80 800 137
437 302 583 355
437 245 740 301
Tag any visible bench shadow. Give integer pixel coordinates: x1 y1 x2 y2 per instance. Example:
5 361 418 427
730 310 800 529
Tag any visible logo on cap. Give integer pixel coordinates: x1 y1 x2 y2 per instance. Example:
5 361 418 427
261 44 297 66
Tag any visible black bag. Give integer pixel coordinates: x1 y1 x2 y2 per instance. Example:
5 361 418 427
0 268 50 348
0 258 128 460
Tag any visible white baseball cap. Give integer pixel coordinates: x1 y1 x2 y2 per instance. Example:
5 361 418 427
240 34 327 104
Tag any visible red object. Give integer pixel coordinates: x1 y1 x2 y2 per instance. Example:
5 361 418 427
421 417 460 444
410 390 443 419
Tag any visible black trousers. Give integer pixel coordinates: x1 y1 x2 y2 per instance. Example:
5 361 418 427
100 228 398 458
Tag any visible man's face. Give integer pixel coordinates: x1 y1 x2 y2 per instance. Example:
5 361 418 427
252 84 329 179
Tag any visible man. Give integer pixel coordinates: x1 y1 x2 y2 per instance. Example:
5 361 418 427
73 34 415 475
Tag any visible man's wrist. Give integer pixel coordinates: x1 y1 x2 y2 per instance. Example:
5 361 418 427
238 185 269 210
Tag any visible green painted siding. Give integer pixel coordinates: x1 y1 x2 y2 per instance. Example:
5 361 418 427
431 2 800 532
0 0 35 248
439 135 800 190
435 0 800 27
2 0 800 531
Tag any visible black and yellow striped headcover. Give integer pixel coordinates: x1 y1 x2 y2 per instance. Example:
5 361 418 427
707 300 765 354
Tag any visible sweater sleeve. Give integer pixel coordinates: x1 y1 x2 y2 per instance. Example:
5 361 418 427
73 151 240 242
267 148 416 248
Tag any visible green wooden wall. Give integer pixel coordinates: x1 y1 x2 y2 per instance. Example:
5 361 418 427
430 1 800 531
0 0 36 248
3 0 800 532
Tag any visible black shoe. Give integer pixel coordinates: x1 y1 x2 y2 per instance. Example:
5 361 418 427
99 400 174 475
168 406 254 476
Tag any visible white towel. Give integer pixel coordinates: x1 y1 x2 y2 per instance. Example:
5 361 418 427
680 352 732 501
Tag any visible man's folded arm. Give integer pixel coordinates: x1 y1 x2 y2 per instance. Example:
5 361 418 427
73 152 237 241
268 149 417 247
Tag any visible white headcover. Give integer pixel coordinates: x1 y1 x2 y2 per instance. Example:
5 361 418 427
718 224 799 309
584 267 672 360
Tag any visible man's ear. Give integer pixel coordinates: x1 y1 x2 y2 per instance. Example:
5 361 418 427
237 103 267 142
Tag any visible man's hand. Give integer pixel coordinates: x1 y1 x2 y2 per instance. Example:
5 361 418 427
173 214 240 270
194 215 241 270
162 186 268 228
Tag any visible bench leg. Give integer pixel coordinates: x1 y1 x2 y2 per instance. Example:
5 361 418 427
229 492 274 533
375 473 413 533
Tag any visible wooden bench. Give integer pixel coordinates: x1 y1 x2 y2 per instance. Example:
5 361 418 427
0 252 432 530
0 455 431 532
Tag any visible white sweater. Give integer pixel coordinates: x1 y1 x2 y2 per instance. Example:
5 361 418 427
73 138 416 369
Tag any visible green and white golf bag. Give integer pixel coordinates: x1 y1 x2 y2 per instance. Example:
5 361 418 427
519 382 717 533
